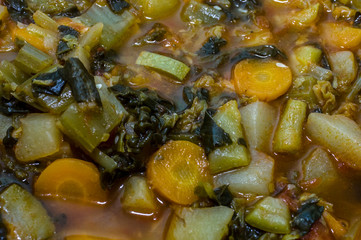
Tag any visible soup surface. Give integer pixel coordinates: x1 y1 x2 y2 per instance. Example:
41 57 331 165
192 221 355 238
0 0 361 239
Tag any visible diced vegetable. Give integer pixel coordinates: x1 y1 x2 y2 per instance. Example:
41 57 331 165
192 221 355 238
136 51 190 81
208 100 250 174
64 58 102 107
89 148 117 173
273 99 307 153
288 76 318 110
0 60 28 85
147 140 210 205
130 0 179 19
80 4 137 49
306 113 361 170
343 218 361 240
26 0 77 14
291 45 322 74
240 101 277 151
214 149 274 195
288 4 320 29
300 148 338 193
14 113 62 162
166 206 234 240
59 77 127 153
320 22 361 49
121 176 158 214
182 0 225 25
79 22 104 51
14 44 54 75
245 196 291 234
34 158 108 203
323 211 347 239
329 51 357 92
293 201 324 236
232 59 292 102
33 10 59 32
0 184 55 240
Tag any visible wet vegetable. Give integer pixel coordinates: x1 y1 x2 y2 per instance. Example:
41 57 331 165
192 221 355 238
197 37 227 57
32 67 66 96
107 0 130 13
63 57 102 107
231 45 286 64
4 0 33 24
292 200 324 236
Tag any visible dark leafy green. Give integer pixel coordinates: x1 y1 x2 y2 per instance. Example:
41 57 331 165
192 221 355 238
133 23 169 46
213 185 233 206
354 12 361 28
90 47 117 76
292 199 324 236
0 97 33 115
4 0 33 24
200 110 232 154
231 45 286 63
56 6 80 17
106 0 130 13
197 37 227 57
63 58 102 107
32 68 67 96
3 126 17 149
58 25 80 38
0 215 7 240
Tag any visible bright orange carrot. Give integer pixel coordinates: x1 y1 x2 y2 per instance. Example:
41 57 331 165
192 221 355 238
320 22 361 49
232 59 292 101
34 158 107 203
147 140 210 205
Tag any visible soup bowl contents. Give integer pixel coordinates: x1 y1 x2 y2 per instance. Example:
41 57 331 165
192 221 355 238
1 0 361 239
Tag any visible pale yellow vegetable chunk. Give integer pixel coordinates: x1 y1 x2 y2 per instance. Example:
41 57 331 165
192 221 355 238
166 206 234 240
15 113 62 162
329 51 357 92
121 176 158 214
306 113 361 170
0 184 55 240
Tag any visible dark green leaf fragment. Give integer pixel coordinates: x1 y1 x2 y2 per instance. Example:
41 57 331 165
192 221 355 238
231 45 286 63
63 58 102 107
354 11 361 28
3 126 17 148
91 47 117 76
56 6 80 17
237 138 247 146
32 68 66 96
213 185 233 206
4 0 33 24
292 199 324 236
197 37 227 57
106 0 130 13
200 110 232 154
133 23 168 46
0 97 33 115
58 25 80 38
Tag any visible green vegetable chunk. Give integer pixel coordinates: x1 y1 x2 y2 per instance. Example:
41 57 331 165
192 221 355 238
60 77 127 153
0 184 55 239
182 0 225 25
14 44 54 75
166 206 234 240
136 51 190 81
245 196 291 234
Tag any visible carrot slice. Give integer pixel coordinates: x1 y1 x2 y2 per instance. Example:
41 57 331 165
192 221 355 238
232 59 292 102
147 140 210 205
34 158 107 203
320 22 361 49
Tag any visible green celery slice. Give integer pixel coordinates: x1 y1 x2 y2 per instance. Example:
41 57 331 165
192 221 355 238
60 77 127 153
136 51 190 81
80 4 137 49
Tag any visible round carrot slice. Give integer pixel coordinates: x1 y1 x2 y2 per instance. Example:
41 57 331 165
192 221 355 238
34 158 107 203
232 59 292 102
147 140 210 205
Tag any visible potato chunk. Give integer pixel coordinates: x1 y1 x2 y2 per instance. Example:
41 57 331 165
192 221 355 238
15 113 62 162
166 206 234 240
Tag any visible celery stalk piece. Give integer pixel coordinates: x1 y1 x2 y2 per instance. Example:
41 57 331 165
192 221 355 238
273 99 307 153
0 184 55 239
14 44 54 75
90 148 117 172
60 77 127 153
80 4 137 49
33 10 59 32
0 60 29 85
136 51 190 81
182 0 225 25
245 196 291 234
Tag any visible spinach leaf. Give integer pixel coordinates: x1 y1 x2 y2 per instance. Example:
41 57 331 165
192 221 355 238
197 37 227 57
0 97 33 115
231 45 286 63
32 68 67 96
58 25 80 38
106 0 130 13
4 0 33 24
3 126 17 148
133 23 169 46
91 47 118 76
63 58 102 107
200 110 232 154
292 199 324 235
